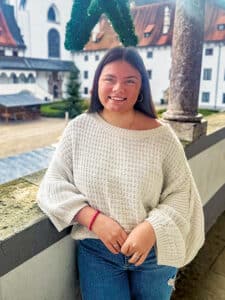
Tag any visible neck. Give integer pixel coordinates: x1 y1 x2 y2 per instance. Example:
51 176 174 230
100 109 136 129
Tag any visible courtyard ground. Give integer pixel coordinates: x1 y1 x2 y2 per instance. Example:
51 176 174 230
1 110 224 159
0 117 67 158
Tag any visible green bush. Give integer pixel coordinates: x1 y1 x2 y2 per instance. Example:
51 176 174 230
40 100 66 118
40 99 90 118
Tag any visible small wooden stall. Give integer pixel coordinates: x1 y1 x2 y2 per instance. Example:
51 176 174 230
0 91 44 122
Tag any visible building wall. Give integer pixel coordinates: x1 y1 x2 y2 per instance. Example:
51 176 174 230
138 46 171 104
73 50 106 98
8 0 73 60
3 1 225 109
73 43 225 109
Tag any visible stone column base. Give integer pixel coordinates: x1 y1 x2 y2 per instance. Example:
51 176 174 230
163 119 208 142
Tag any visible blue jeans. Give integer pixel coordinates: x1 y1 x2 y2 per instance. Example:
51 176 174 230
77 239 177 300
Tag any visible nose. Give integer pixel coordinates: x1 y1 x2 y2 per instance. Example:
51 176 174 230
112 81 125 92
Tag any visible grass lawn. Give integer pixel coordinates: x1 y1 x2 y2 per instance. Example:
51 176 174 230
41 100 219 119
157 108 218 118
40 100 66 118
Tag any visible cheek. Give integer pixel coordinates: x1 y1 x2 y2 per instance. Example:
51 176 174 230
98 84 110 99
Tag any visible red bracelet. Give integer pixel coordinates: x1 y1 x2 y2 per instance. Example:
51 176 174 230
88 210 100 231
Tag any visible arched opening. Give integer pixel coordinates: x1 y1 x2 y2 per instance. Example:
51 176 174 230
10 73 18 84
18 73 27 83
0 73 9 84
27 74 36 83
47 5 59 23
48 29 60 58
53 84 59 98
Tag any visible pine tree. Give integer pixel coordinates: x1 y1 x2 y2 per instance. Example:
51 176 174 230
65 70 84 118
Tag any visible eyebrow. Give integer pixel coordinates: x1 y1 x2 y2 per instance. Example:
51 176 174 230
102 74 139 80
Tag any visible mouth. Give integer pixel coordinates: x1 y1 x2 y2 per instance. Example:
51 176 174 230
108 96 127 102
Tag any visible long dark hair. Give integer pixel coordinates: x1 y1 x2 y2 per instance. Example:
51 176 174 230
88 46 157 118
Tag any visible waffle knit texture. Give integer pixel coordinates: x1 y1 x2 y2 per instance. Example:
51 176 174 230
37 112 205 268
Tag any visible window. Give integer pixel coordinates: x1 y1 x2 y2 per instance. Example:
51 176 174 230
84 71 88 79
13 50 18 57
147 70 152 79
144 32 151 38
203 68 212 80
144 24 154 38
19 0 27 10
48 29 60 58
84 55 88 61
202 92 210 103
222 93 225 104
48 7 56 22
147 51 153 58
0 50 5 56
95 55 99 61
217 24 225 31
84 87 88 95
47 6 59 23
205 48 213 56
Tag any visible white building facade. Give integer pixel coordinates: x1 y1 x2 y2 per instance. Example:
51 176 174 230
1 0 225 110
0 0 74 102
72 2 225 111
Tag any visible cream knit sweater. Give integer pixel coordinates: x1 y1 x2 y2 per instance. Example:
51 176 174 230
37 112 205 268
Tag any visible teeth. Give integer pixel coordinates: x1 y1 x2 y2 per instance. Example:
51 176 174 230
108 96 126 101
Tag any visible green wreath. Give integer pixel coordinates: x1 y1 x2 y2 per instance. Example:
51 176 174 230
64 0 138 51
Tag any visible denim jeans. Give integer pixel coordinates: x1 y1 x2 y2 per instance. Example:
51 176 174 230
77 238 177 300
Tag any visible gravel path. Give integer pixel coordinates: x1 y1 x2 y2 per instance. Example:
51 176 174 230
0 117 67 158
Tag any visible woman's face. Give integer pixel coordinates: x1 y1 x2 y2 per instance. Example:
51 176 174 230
98 60 142 113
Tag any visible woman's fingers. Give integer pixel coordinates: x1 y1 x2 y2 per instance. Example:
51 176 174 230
134 253 147 266
121 241 130 255
121 230 128 241
112 241 121 252
104 241 120 254
117 235 126 247
128 252 142 264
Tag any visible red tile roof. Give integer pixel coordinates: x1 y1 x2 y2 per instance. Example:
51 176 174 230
0 10 16 47
204 2 225 42
84 1 225 51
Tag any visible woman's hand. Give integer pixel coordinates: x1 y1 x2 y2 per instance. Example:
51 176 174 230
74 206 128 254
92 213 128 254
121 221 156 266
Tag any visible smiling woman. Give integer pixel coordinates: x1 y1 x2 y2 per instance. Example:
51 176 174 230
37 46 204 300
98 60 141 116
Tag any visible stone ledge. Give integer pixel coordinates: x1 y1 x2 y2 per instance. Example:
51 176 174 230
164 119 208 142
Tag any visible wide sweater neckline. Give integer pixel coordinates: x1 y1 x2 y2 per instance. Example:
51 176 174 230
93 112 167 138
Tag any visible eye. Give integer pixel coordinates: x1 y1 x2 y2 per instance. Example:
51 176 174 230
126 79 136 85
103 77 114 83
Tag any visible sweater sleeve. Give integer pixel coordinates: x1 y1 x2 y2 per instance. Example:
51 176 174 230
37 121 89 232
146 130 205 268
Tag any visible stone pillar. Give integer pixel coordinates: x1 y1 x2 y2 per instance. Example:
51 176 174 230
163 0 207 142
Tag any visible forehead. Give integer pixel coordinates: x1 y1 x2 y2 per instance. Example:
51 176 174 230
100 60 141 78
